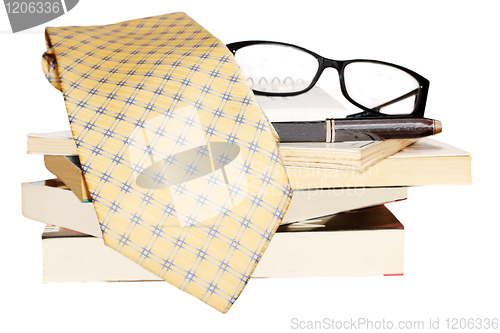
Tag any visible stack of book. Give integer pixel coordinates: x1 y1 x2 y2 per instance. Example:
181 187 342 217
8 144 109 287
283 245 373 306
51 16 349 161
22 87 472 282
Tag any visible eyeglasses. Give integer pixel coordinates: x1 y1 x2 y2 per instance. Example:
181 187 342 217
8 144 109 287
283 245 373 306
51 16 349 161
226 40 429 118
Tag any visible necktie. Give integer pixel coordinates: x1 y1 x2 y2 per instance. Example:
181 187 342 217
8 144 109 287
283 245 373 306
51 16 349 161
41 12 292 313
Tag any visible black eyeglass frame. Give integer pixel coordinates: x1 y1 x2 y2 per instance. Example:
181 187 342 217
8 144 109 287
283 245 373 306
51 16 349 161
226 40 430 118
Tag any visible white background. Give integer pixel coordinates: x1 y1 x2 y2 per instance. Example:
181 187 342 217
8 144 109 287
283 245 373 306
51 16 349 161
1 1 499 331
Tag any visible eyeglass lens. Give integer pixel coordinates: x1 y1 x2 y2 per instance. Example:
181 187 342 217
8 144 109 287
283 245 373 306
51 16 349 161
233 44 319 93
233 43 421 116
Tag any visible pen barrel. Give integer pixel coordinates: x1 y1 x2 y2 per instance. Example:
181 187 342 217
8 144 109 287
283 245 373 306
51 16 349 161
271 118 440 142
273 121 326 142
334 118 437 141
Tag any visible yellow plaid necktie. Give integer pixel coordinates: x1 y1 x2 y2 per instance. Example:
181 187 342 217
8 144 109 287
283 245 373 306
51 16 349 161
41 12 292 313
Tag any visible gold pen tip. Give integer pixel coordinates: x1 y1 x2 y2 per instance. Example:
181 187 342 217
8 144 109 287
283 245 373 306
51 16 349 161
434 120 442 135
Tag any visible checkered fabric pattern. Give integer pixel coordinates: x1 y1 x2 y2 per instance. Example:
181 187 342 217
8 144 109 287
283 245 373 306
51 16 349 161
41 12 292 313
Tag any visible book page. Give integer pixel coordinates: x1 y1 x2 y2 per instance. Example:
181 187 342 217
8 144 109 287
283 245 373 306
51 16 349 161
279 140 378 152
28 130 72 139
390 138 471 158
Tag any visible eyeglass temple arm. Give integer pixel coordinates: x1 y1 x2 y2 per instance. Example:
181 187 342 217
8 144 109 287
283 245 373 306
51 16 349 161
369 88 419 113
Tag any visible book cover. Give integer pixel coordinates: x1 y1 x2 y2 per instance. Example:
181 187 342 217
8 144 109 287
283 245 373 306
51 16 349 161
44 155 92 202
22 179 102 237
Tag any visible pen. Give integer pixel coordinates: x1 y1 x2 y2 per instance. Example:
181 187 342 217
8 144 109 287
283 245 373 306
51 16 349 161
272 117 442 142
